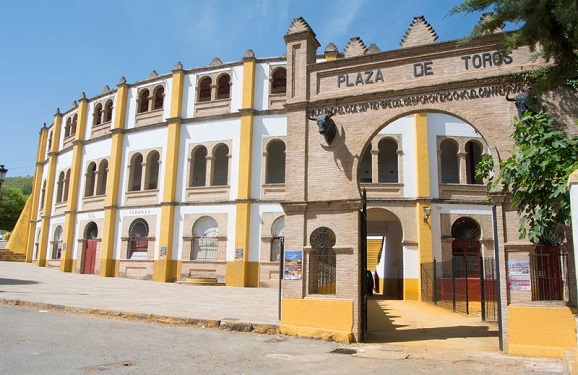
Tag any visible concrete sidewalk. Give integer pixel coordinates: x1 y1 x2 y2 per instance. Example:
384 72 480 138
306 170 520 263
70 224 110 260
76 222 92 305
0 261 279 332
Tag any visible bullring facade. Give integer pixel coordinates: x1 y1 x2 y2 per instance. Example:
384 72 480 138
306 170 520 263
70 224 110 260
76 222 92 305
13 15 578 357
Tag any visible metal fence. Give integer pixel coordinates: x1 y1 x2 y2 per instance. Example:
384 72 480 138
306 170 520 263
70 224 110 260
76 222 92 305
529 251 569 301
421 257 498 322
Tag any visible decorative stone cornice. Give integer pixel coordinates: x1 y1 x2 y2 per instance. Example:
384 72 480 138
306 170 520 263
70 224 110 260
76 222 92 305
366 43 381 55
148 70 159 79
117 76 127 86
209 57 223 66
243 49 255 61
286 17 313 35
101 85 111 94
400 15 438 48
344 37 367 58
172 61 183 72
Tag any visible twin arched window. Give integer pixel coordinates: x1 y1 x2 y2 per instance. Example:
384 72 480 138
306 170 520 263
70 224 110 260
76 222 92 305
188 144 229 187
358 137 399 184
128 151 161 192
138 85 165 113
56 169 71 203
197 73 231 102
85 159 108 197
440 138 484 185
64 114 78 138
93 99 114 126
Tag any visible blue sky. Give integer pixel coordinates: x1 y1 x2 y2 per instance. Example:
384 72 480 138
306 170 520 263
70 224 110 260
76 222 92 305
0 0 500 177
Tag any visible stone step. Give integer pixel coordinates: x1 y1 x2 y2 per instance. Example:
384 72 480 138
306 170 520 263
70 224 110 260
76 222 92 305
176 277 225 286
0 249 26 262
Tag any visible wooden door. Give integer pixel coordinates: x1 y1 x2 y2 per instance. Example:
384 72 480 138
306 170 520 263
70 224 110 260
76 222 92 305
83 239 97 274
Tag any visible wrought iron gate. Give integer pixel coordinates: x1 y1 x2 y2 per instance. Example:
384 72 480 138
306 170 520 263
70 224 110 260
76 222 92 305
421 257 498 322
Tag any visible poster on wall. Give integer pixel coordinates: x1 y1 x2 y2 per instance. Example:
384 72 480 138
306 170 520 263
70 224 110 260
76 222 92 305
160 246 167 259
507 259 531 291
284 250 302 280
235 248 244 261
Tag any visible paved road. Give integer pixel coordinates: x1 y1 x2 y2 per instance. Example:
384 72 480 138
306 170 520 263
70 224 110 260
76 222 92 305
0 305 564 375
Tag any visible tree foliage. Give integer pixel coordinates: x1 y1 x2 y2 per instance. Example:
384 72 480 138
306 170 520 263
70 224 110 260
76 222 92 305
476 111 578 244
0 187 27 231
451 0 578 93
3 176 33 196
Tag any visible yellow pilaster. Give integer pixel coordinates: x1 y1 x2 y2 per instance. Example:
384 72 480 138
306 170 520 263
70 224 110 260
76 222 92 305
228 55 257 287
153 64 184 282
61 95 88 272
25 125 48 262
37 111 63 267
414 113 433 300
99 78 129 277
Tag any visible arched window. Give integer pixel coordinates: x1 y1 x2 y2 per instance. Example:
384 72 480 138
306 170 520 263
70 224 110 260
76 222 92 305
94 103 103 126
378 138 399 183
129 153 143 191
71 114 78 136
451 217 481 275
145 151 160 190
85 221 98 239
271 67 287 94
440 139 459 184
198 77 212 102
216 74 230 100
138 89 150 113
465 140 483 184
358 144 372 183
153 86 164 110
65 117 72 138
56 171 65 203
47 131 53 151
85 162 97 197
96 159 108 195
104 99 113 123
52 225 63 260
63 169 70 202
270 216 285 262
40 180 46 210
190 146 207 187
128 218 149 259
192 216 219 261
309 227 336 295
212 144 229 186
266 140 286 183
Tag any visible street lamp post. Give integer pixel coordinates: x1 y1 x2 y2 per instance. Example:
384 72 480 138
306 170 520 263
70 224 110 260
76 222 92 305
0 165 8 195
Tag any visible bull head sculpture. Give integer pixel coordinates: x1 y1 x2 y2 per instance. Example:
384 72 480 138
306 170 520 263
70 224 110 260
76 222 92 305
506 92 529 119
307 112 337 145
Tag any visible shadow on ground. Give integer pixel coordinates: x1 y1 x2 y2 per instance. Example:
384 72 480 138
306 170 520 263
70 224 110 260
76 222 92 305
364 295 499 346
0 278 40 286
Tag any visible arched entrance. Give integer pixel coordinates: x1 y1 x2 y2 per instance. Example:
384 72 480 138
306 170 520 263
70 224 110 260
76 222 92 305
83 222 98 274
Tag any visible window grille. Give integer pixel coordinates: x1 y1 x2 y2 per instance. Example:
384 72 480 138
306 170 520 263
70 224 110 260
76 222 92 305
270 216 285 262
128 218 149 259
530 246 568 301
192 217 219 261
309 227 336 295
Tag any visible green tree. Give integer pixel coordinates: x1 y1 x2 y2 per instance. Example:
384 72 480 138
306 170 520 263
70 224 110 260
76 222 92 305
476 111 578 244
451 0 578 93
0 187 27 231
3 176 33 196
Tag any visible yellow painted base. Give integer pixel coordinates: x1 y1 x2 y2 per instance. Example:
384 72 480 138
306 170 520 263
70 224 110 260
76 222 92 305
153 258 179 282
98 258 119 277
508 305 577 358
280 298 354 342
225 261 259 287
404 278 419 300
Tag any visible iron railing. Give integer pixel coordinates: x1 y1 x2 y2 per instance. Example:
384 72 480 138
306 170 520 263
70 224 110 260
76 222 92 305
421 257 498 322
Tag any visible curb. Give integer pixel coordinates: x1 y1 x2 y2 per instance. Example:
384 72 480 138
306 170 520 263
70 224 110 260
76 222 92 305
0 298 279 336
